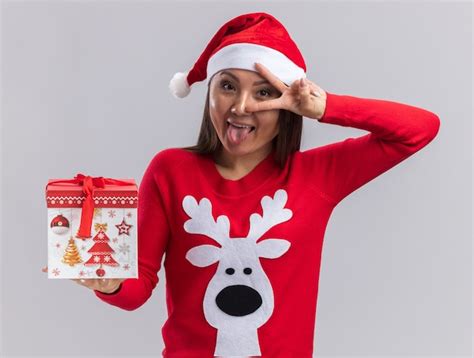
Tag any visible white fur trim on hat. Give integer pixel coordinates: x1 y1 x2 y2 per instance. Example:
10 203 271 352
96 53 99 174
169 71 191 98
205 43 306 87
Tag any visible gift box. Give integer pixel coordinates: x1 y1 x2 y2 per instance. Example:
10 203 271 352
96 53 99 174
46 174 138 279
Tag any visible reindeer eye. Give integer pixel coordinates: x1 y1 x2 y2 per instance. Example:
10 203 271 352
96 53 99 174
225 268 235 275
243 268 252 275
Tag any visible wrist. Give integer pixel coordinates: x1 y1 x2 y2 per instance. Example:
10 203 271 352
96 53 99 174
316 91 330 121
100 282 122 295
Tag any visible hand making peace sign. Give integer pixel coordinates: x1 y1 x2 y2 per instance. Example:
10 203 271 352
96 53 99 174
245 62 327 120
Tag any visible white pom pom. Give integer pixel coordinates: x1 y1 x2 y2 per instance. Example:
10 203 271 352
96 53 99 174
169 71 191 98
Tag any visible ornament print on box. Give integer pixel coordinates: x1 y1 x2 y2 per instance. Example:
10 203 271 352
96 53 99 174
47 207 137 279
182 189 293 357
50 214 70 235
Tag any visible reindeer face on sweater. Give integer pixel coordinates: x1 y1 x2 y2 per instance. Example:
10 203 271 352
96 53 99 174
181 189 293 357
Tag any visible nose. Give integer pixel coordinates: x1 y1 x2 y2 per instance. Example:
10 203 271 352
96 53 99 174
215 285 263 316
232 93 253 116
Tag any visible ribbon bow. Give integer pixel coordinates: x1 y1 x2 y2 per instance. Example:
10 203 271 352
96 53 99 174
48 173 132 239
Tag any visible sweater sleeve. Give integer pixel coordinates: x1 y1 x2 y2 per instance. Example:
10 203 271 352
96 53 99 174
302 91 440 205
94 152 171 310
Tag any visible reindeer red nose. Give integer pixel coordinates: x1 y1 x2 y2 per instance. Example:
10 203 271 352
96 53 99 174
215 285 263 316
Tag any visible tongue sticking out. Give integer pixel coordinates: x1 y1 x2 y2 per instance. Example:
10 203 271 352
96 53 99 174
227 124 253 145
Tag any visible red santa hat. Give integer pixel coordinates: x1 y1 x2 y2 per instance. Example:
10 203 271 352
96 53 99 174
169 12 307 98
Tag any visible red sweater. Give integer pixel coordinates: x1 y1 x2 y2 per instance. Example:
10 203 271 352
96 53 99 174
95 92 440 357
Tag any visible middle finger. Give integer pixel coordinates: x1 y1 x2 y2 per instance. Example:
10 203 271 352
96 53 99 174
254 62 289 94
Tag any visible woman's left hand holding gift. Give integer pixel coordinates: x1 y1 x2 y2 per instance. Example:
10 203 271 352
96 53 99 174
42 265 125 294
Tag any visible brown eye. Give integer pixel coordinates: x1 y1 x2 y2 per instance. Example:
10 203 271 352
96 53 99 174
220 80 234 91
259 88 272 97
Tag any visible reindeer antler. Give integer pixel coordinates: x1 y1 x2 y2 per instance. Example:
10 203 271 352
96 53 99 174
247 189 293 242
182 195 230 245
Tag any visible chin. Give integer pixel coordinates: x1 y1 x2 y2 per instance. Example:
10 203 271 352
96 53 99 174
223 142 254 155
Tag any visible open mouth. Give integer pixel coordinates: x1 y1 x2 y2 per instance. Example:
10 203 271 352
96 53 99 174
226 120 256 132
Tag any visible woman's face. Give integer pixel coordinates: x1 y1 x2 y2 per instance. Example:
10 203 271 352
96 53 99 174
209 68 281 156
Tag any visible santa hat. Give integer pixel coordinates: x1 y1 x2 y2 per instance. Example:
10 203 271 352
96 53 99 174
169 12 307 98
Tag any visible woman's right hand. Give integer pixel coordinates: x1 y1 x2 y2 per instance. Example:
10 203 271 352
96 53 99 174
41 265 125 294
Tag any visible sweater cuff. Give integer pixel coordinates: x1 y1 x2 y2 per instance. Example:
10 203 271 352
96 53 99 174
318 91 345 123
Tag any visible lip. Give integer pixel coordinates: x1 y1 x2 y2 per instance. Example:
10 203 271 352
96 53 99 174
227 119 256 130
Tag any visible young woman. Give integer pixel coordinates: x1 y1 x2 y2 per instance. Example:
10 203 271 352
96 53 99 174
52 12 440 358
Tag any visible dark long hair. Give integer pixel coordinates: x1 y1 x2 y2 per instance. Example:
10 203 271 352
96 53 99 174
180 82 303 169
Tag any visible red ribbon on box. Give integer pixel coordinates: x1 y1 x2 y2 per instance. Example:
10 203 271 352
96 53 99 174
47 173 133 239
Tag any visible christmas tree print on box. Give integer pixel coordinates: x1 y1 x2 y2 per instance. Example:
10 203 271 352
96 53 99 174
46 176 138 279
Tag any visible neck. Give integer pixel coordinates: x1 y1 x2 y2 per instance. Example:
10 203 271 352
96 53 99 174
214 144 273 172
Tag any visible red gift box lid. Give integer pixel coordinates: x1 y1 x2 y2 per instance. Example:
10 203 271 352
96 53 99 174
46 178 138 208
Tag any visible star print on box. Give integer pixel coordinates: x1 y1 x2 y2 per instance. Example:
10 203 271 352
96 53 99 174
116 218 133 236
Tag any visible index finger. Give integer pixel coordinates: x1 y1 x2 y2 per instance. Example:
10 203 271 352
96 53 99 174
245 98 285 113
254 62 288 94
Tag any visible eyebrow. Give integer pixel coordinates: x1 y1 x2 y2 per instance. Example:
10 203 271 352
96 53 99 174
220 70 270 86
